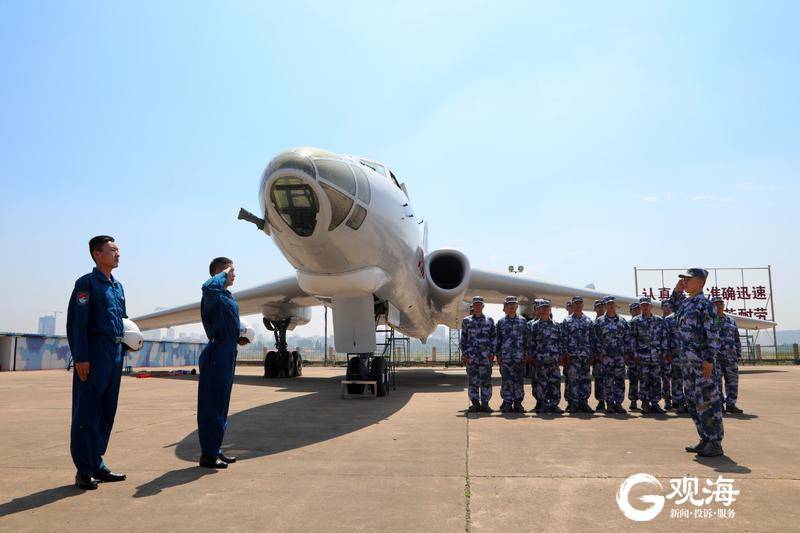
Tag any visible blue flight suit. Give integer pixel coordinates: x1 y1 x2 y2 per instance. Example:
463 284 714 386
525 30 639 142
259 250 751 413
67 267 127 477
595 314 629 404
197 271 240 458
592 315 605 402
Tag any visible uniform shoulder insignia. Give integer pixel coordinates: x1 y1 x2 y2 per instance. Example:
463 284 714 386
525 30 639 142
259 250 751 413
76 292 90 306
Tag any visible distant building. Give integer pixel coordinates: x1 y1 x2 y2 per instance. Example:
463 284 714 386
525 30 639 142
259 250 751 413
166 327 176 341
37 315 56 336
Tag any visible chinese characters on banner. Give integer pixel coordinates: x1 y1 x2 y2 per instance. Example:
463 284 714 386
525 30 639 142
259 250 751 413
639 285 770 321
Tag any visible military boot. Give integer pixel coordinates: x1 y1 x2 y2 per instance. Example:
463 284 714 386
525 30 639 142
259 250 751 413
596 400 606 412
468 400 481 413
664 399 673 410
698 441 724 457
676 402 688 414
726 404 743 414
499 401 511 413
629 400 639 411
513 401 525 413
685 439 708 453
532 401 543 413
650 403 666 415
481 402 493 413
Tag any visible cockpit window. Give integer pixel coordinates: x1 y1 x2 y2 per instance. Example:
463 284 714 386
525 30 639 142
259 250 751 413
360 160 386 177
269 176 318 237
351 164 371 204
314 159 356 195
265 152 315 179
346 204 367 230
321 183 353 231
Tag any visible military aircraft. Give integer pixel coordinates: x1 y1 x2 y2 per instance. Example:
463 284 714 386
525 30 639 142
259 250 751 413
134 147 777 396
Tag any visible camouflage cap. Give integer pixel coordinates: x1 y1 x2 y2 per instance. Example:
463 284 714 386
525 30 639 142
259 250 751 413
472 296 485 304
629 302 640 310
594 299 606 308
679 268 709 280
571 296 584 304
504 296 518 305
604 296 616 303
639 296 652 305
660 300 671 309
710 296 724 303
534 299 551 309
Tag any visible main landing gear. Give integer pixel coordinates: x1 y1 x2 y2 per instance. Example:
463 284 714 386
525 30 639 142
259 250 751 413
263 318 303 378
345 354 389 397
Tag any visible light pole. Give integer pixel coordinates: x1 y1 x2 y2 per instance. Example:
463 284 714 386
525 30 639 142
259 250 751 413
508 265 525 275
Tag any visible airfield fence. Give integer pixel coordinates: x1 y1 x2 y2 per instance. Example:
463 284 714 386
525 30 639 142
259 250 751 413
236 344 799 366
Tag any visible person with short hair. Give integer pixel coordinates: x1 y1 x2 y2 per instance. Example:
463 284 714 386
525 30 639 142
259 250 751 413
591 299 607 411
527 300 563 414
197 257 244 468
67 235 128 490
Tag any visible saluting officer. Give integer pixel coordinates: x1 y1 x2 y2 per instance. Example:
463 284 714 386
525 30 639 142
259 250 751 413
460 296 496 413
495 296 527 413
669 269 725 457
67 236 128 490
197 257 244 468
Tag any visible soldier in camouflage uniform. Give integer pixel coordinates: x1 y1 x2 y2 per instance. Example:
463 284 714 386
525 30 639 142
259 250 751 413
527 300 563 414
592 299 607 411
669 269 725 457
661 300 679 411
594 296 629 414
460 296 496 413
630 297 667 414
495 296 527 413
562 300 574 408
626 302 641 410
712 296 743 414
562 296 595 413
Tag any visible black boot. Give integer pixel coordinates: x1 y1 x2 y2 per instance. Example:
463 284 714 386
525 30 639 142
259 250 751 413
75 473 98 490
676 402 688 414
481 402 493 413
726 404 743 414
685 439 708 453
596 400 606 412
550 404 564 414
614 403 627 414
468 400 481 413
499 401 511 413
698 441 724 457
664 399 673 410
566 403 577 414
513 401 525 413
199 455 228 469
580 402 595 414
650 402 666 415
532 401 543 413
629 400 639 411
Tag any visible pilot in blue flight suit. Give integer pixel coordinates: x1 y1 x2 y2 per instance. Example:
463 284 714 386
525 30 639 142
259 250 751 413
197 257 242 468
67 235 128 490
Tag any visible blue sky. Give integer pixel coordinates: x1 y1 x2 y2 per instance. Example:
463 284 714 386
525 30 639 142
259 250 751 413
1 1 798 337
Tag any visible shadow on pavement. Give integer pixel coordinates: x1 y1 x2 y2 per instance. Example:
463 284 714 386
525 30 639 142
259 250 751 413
694 454 752 474
133 466 218 498
0 485 83 517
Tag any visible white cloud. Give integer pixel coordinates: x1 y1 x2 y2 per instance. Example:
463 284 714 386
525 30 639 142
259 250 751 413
690 195 714 201
640 195 659 203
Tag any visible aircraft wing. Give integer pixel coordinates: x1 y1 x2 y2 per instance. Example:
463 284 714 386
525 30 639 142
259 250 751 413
133 275 318 330
466 269 777 331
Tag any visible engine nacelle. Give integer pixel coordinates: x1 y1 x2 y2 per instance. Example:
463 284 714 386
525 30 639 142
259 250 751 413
425 249 471 320
261 304 312 331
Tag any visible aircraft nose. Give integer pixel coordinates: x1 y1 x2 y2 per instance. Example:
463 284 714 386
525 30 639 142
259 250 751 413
264 152 321 237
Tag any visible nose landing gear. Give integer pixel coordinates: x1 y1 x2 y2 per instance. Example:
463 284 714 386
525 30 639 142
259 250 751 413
263 318 303 378
345 354 389 397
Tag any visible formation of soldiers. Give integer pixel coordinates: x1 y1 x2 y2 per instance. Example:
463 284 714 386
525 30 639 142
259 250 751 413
459 268 743 458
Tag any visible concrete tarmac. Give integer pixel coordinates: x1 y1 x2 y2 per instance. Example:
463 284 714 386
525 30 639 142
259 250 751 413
0 365 798 532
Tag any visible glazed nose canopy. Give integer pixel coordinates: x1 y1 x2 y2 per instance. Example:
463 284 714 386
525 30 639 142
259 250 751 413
270 176 319 237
